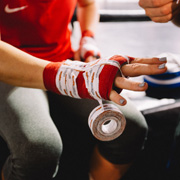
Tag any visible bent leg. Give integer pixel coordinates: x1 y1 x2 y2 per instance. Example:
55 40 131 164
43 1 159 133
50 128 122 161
47 93 147 180
90 98 148 180
0 83 62 180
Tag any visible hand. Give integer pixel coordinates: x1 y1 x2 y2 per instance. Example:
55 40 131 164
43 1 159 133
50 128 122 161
43 55 167 106
110 56 167 105
74 49 98 63
74 30 101 62
139 0 180 22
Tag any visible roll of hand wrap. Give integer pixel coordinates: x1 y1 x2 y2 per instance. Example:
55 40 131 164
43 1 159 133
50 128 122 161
88 103 126 141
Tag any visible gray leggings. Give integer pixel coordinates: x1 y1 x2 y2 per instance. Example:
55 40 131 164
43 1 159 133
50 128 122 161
0 82 148 180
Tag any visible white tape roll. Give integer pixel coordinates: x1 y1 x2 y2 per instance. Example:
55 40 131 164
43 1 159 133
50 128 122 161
88 103 126 141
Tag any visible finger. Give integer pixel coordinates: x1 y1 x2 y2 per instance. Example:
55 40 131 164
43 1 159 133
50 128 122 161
114 76 148 91
85 56 97 62
109 90 127 106
131 57 167 64
151 13 173 22
151 6 180 22
144 2 179 19
121 63 167 77
139 0 173 8
74 49 81 61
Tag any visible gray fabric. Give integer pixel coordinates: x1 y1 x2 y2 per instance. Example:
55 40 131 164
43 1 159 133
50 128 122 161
0 82 62 180
98 100 148 164
0 81 148 179
47 93 148 165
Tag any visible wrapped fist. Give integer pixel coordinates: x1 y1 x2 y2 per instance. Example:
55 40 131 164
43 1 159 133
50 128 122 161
79 30 101 61
43 55 133 101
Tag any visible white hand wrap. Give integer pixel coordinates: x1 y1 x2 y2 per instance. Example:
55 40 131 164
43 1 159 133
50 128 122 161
80 36 101 60
55 56 128 101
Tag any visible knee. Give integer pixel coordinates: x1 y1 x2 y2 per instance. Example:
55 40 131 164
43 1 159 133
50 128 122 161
14 133 63 179
129 116 148 146
97 116 148 164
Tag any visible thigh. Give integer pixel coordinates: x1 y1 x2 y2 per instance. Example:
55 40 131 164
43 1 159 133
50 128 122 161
98 98 148 164
0 82 61 155
48 92 147 140
47 92 99 179
48 92 148 165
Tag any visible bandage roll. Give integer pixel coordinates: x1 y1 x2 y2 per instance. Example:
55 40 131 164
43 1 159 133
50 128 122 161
88 103 126 141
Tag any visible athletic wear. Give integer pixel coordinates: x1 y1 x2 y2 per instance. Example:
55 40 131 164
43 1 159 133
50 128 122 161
0 0 77 62
0 83 62 180
0 0 148 179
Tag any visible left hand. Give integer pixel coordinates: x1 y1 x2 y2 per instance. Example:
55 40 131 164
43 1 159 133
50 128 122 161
139 0 180 22
74 30 101 62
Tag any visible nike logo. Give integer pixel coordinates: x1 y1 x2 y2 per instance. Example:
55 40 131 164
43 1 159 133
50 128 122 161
4 4 28 13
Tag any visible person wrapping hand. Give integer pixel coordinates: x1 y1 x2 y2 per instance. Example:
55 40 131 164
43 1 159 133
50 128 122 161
0 0 168 179
0 40 167 180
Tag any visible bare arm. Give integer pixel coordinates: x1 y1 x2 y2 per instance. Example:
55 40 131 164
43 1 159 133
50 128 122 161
0 40 167 105
0 40 49 89
77 0 99 33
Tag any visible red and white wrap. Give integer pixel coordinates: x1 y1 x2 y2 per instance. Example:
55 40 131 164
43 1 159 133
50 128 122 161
43 55 134 141
43 55 134 101
80 30 101 61
88 103 126 141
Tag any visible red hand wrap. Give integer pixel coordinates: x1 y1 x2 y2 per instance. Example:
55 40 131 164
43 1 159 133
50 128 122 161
43 55 134 100
80 30 101 61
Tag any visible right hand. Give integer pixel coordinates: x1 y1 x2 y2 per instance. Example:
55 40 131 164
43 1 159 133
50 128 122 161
139 0 180 23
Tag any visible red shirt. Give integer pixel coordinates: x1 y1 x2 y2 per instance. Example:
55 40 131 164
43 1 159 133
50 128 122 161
0 0 77 61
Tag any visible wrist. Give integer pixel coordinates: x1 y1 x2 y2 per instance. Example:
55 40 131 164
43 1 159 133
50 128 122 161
43 62 62 94
82 30 94 38
80 30 101 61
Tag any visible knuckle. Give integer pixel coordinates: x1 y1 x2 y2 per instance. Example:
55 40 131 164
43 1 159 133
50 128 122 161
166 14 173 21
160 6 171 16
152 17 161 23
152 14 172 23
114 76 122 86
138 0 143 7
130 64 140 75
130 63 138 70
151 0 160 7
145 9 151 17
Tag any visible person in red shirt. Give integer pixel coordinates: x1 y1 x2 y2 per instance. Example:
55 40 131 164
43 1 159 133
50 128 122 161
0 0 167 180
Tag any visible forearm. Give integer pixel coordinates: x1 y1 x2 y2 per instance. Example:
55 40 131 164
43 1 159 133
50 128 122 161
0 41 49 89
77 0 99 33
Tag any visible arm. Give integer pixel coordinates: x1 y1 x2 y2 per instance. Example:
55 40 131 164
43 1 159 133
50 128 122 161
75 0 101 62
0 40 48 89
139 0 180 26
77 0 99 34
0 40 167 105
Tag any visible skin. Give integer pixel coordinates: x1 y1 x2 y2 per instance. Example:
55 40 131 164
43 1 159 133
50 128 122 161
74 0 100 62
0 1 167 179
0 40 167 106
138 0 180 26
0 0 99 87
